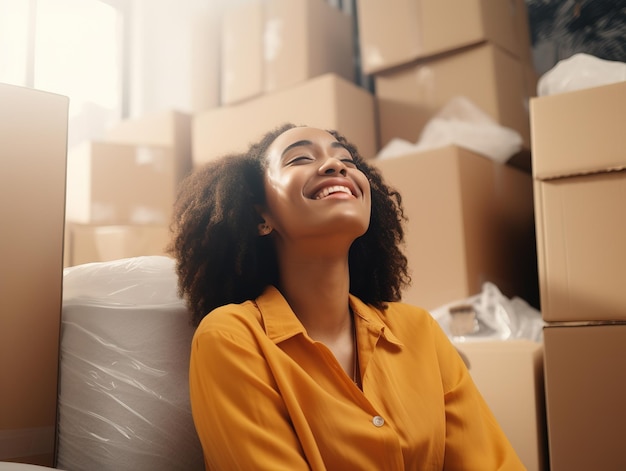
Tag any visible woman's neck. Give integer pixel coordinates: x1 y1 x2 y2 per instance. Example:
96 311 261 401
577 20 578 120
277 251 352 342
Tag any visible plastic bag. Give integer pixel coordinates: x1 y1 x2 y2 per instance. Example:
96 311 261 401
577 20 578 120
430 282 545 343
537 53 626 97
376 96 523 163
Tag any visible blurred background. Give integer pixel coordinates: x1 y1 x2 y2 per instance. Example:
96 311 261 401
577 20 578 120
2 0 624 155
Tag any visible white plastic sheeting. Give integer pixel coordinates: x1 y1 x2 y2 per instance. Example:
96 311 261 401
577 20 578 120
57 256 204 471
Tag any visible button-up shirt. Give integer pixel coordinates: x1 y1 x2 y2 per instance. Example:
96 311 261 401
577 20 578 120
189 285 524 470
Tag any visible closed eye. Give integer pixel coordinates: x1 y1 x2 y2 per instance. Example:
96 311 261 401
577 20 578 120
287 156 313 165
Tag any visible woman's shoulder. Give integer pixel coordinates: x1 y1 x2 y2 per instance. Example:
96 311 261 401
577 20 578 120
194 299 263 340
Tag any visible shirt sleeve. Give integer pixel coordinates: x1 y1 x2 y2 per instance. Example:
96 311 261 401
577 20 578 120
428 316 527 471
189 322 312 471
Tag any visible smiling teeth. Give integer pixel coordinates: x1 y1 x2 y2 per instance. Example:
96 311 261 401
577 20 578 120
315 185 353 200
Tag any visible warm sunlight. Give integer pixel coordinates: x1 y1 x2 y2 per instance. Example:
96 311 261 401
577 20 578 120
34 0 120 119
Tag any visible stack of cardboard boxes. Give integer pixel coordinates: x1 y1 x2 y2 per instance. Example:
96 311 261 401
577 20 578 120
357 0 536 151
63 110 192 267
531 81 626 471
193 0 378 165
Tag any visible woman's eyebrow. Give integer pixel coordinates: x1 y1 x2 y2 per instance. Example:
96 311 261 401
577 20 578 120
281 140 313 158
280 139 349 159
330 141 349 152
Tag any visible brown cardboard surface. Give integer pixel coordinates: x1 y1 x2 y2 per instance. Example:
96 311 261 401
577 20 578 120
531 82 626 322
455 340 547 471
104 109 193 183
531 82 626 180
65 142 177 225
64 224 171 267
533 171 626 322
221 0 264 105
357 0 531 75
543 324 626 471
193 73 377 166
220 0 353 105
375 43 530 150
0 83 69 466
373 145 539 311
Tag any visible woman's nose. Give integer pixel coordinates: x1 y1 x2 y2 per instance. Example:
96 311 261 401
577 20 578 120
318 157 347 176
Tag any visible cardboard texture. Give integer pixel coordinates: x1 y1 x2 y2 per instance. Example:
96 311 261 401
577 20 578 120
357 0 532 75
65 142 177 225
373 145 539 311
193 73 377 166
455 340 547 471
543 324 626 471
0 83 69 466
221 0 264 105
531 82 626 322
375 43 531 150
221 0 354 105
104 109 193 183
64 223 171 268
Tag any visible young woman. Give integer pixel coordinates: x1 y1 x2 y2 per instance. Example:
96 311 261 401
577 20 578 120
168 124 524 470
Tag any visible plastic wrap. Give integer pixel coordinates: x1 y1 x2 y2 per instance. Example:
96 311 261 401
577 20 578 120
430 282 545 343
57 256 204 471
537 53 626 96
376 96 523 163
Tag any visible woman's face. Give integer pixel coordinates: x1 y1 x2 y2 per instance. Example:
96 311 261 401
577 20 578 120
260 126 371 246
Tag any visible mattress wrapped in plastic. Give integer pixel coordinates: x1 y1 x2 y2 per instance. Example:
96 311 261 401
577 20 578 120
57 256 204 471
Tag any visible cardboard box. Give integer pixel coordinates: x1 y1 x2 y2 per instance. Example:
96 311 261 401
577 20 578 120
373 145 539 311
375 43 531 150
105 109 193 183
0 83 69 466
193 73 377 165
221 0 354 105
531 82 626 322
64 223 171 267
221 0 264 105
357 0 532 75
543 324 626 471
66 142 177 225
455 340 547 471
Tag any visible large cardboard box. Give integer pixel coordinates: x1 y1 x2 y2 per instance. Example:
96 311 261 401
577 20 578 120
193 73 377 165
455 340 547 471
375 43 531 150
66 142 177 225
221 0 354 105
543 324 626 471
531 82 626 322
0 83 69 466
357 0 532 75
64 223 171 268
373 145 538 311
105 109 193 183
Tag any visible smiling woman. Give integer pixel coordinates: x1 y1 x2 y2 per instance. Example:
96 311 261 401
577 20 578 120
167 123 525 470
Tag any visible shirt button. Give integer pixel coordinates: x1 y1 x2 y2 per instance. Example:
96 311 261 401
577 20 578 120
372 416 385 427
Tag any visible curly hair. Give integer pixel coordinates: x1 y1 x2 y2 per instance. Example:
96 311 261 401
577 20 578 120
168 123 410 326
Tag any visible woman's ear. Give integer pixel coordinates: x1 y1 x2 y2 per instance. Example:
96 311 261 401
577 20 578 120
258 221 272 236
254 205 273 236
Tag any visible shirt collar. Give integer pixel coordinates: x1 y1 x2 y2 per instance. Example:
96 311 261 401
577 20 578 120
255 285 403 347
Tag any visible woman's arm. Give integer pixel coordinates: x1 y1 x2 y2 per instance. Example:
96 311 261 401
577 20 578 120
189 325 312 471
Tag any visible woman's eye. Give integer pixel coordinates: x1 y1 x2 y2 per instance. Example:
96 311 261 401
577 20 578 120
341 158 357 166
287 156 312 165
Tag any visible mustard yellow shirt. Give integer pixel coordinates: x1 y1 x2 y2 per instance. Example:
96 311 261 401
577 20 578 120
189 285 525 470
